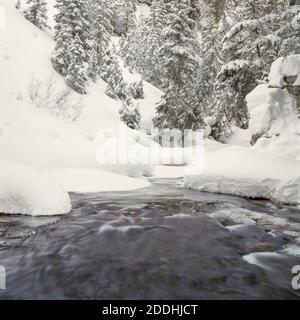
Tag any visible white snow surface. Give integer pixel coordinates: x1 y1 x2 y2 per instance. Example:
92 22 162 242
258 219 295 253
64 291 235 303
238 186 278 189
45 169 151 193
184 146 300 205
0 162 71 216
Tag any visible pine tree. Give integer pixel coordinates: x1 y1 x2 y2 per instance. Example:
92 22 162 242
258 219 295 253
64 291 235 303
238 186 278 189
210 0 288 141
154 0 204 132
52 0 91 76
120 0 137 34
119 96 141 129
66 34 89 95
100 46 128 100
88 0 113 81
111 0 137 35
118 0 169 88
277 4 300 56
223 0 287 79
119 19 146 72
143 0 167 86
129 79 144 100
23 0 48 30
196 0 226 116
211 60 253 142
155 87 205 131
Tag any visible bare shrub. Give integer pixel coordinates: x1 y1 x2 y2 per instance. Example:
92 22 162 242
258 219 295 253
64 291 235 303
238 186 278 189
28 73 83 122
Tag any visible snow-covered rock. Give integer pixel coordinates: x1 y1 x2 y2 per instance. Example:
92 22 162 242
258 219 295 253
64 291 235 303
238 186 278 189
184 146 300 205
269 55 300 89
247 55 300 160
0 163 71 216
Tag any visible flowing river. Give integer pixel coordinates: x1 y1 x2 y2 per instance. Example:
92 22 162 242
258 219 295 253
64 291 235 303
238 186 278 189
0 179 300 299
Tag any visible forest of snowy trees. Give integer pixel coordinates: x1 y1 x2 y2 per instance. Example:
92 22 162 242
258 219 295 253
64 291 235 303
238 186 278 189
22 0 300 141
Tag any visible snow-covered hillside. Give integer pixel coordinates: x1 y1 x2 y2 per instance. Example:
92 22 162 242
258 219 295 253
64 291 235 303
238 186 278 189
0 0 161 215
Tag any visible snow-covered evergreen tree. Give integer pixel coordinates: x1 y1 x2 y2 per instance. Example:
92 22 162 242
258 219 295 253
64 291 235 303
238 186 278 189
154 0 204 131
223 0 287 79
52 0 91 77
119 96 141 129
119 18 146 72
210 0 288 141
119 0 169 88
66 34 89 95
142 0 167 86
111 0 137 35
88 0 113 81
277 4 300 56
23 0 48 30
129 79 144 100
211 60 253 142
196 0 226 115
100 46 128 100
155 87 205 132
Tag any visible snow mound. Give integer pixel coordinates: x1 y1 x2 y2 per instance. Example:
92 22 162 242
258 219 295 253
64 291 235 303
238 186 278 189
0 163 71 216
45 169 151 193
184 146 300 205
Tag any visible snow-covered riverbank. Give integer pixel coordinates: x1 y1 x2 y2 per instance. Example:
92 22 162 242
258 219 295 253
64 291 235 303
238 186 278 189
185 146 300 205
185 55 300 206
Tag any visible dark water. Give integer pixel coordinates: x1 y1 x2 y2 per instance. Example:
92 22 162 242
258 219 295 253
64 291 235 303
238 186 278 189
0 179 300 299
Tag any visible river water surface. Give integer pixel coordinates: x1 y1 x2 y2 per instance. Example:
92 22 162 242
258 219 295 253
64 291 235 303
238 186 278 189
0 179 300 299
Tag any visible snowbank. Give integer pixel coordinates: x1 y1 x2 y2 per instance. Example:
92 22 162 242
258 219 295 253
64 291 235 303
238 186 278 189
0 163 71 216
184 146 300 205
45 169 151 193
